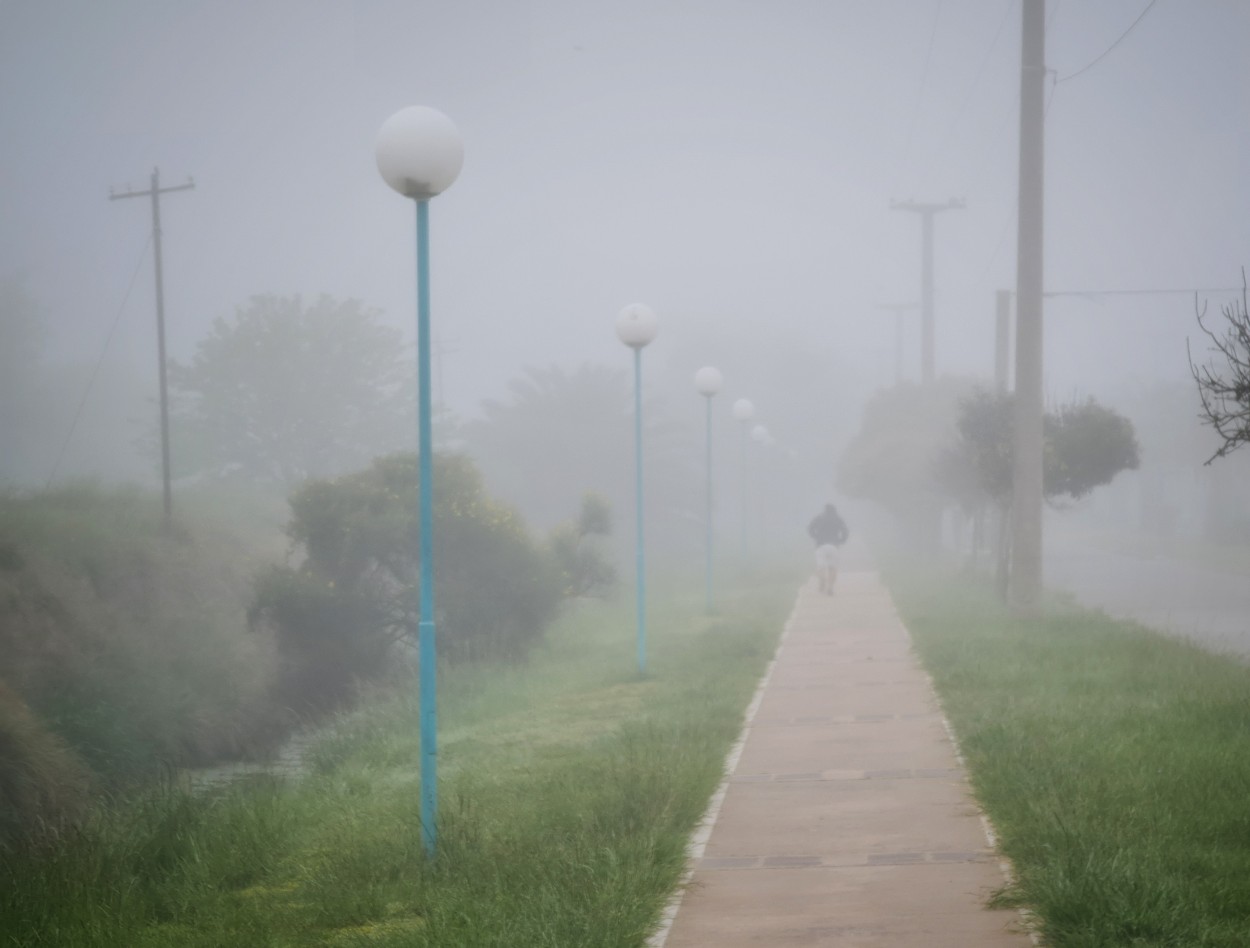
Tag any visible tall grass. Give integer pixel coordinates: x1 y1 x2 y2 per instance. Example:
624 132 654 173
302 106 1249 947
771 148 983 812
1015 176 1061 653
0 484 286 791
0 573 793 946
885 562 1250 948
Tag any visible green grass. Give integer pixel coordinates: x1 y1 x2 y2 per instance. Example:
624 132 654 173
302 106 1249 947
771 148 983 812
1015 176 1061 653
885 562 1250 948
0 573 792 947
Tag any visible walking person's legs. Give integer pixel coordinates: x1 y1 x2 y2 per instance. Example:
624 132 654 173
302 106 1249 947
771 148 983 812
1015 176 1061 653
815 544 839 595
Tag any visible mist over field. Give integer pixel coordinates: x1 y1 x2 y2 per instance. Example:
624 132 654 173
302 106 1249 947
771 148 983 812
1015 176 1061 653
7 8 1250 944
2 0 1248 612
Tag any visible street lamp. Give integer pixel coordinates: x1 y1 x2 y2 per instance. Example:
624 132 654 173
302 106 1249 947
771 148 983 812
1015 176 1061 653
375 104 464 857
694 367 722 613
750 425 771 558
616 303 658 675
732 398 755 561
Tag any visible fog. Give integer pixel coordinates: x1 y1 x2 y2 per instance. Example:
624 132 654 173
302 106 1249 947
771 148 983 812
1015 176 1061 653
3 2 1248 582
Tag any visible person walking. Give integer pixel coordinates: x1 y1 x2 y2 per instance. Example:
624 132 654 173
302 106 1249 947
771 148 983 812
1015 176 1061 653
808 503 848 595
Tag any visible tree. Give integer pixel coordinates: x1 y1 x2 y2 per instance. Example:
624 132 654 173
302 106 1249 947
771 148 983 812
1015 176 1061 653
252 452 564 708
1189 271 1250 463
1046 398 1140 501
837 379 975 549
942 388 1139 596
169 294 413 486
462 364 697 552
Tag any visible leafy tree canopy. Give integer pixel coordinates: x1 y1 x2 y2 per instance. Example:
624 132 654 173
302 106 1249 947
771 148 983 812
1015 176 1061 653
941 388 1140 511
170 294 413 486
253 452 564 707
463 363 696 541
836 378 976 516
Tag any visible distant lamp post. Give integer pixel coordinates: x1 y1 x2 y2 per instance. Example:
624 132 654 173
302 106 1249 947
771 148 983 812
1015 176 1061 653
750 425 772 557
694 366 723 613
732 398 755 561
617 304 659 674
375 104 464 858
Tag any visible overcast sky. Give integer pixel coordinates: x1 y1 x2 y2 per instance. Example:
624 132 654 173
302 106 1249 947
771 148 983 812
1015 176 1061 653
2 0 1247 434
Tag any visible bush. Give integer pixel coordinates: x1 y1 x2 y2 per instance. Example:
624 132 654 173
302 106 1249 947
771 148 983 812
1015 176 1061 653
253 453 563 708
548 492 616 598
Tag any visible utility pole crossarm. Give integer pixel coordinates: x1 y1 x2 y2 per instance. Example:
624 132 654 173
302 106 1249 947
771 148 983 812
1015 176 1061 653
109 181 195 201
890 198 966 383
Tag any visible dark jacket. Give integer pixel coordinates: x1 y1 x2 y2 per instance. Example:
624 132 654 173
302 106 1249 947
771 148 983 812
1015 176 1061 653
808 507 848 546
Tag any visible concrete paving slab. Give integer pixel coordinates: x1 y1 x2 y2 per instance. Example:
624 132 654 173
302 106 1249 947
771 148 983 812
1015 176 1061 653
752 683 938 721
735 719 959 774
652 570 1032 947
704 776 991 858
664 864 1025 947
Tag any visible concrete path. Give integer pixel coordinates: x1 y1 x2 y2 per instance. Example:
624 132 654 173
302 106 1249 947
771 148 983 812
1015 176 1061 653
653 570 1033 947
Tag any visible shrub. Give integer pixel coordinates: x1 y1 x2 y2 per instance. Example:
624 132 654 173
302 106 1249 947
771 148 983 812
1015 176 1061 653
253 453 563 708
548 492 616 598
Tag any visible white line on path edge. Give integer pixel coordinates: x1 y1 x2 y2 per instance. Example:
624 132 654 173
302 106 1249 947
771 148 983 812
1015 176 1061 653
645 596 801 948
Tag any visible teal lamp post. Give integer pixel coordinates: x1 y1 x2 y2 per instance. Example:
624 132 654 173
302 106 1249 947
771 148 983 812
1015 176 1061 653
732 398 755 561
751 424 771 557
694 366 723 613
375 105 464 857
617 303 658 676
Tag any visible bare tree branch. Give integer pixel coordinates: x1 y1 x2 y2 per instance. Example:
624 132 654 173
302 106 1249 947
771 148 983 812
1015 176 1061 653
1189 269 1250 464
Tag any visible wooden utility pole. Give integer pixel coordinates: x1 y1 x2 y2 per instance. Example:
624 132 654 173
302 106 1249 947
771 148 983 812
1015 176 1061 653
995 289 1013 394
1010 0 1045 613
110 167 194 524
877 302 918 385
891 198 965 383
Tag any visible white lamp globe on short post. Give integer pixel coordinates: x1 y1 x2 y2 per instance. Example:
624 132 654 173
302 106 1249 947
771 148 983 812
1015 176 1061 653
694 367 723 613
616 304 658 675
374 104 464 857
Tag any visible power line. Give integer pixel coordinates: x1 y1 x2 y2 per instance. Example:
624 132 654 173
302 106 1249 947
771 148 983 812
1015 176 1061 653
46 234 153 489
935 1 1017 189
1056 0 1158 83
976 64 1056 282
897 0 947 185
946 1 1016 133
1045 286 1242 300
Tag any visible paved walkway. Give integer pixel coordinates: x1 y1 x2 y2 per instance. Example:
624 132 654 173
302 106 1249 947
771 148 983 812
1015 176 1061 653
653 570 1033 947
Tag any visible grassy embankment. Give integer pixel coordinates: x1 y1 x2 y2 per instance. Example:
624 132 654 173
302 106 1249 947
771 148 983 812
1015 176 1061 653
0 484 289 791
885 562 1250 948
1 571 793 947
